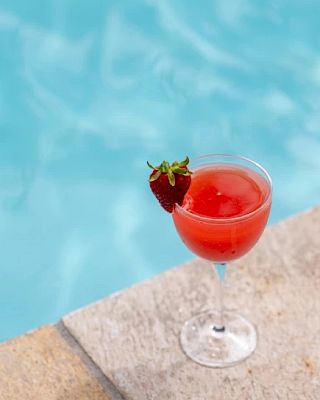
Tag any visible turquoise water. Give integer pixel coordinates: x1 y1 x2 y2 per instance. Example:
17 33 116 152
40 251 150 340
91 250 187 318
1 0 320 341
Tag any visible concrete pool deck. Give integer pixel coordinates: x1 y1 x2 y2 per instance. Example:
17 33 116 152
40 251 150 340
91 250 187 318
1 207 320 399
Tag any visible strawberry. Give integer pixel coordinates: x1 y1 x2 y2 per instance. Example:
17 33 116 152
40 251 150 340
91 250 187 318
147 156 192 213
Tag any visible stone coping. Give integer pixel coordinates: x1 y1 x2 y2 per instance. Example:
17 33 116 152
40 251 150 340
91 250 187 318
63 206 320 399
1 207 320 399
0 325 113 400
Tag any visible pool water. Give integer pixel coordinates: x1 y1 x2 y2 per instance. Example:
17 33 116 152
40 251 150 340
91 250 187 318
1 0 320 341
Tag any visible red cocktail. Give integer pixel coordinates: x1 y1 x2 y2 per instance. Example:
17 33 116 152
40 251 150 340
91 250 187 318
172 154 272 368
173 164 271 262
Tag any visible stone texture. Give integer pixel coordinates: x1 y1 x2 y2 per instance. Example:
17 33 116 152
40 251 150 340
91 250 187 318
0 325 112 400
63 207 320 400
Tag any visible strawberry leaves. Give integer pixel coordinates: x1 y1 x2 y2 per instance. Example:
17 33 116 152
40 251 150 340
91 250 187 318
147 157 192 186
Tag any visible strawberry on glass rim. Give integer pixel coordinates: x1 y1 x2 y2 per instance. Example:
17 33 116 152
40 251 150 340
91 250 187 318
147 157 192 213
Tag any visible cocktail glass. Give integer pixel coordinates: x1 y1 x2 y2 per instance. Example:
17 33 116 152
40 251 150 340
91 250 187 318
172 154 272 368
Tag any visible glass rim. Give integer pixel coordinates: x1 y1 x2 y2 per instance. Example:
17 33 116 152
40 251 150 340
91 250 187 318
174 153 273 223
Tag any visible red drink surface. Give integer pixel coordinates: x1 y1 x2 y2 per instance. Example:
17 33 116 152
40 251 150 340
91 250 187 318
172 164 271 262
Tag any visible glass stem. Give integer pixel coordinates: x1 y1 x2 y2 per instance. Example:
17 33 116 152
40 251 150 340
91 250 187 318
213 263 227 333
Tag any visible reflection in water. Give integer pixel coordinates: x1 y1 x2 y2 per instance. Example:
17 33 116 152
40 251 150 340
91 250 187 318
0 0 320 340
264 90 295 115
55 234 90 314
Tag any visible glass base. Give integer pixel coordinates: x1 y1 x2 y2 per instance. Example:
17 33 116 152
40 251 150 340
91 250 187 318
180 310 257 368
